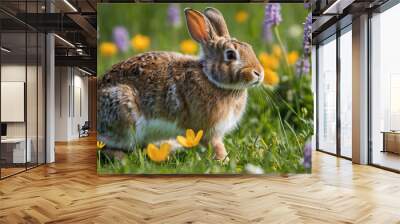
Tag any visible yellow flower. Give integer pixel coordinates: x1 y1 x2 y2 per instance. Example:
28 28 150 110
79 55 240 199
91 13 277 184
100 42 117 57
146 143 171 162
272 44 282 59
235 10 248 23
258 52 279 70
131 34 150 51
176 129 203 148
287 51 299 65
97 141 106 149
180 39 198 55
263 68 280 86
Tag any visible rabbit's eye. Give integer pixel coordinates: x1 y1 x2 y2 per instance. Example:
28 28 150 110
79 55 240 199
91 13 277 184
224 49 238 61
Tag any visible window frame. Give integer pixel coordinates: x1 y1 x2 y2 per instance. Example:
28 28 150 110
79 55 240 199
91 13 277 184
0 1 48 180
315 21 353 161
367 0 400 173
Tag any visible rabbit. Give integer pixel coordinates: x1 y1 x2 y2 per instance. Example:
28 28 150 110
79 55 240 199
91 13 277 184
98 7 264 160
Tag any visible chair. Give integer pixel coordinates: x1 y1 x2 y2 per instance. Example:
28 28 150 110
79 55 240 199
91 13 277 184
78 121 90 138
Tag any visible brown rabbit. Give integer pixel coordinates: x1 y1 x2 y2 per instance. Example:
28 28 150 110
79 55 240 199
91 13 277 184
98 7 264 160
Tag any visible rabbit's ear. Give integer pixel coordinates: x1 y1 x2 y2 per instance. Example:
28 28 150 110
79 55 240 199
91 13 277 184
204 7 230 38
184 8 215 43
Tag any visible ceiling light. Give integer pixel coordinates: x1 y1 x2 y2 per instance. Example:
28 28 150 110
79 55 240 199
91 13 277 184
1 47 11 53
54 34 75 48
63 0 78 12
323 0 341 14
76 48 86 55
322 0 354 15
78 68 92 76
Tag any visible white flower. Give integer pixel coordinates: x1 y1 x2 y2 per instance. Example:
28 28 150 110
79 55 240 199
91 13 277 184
288 25 302 38
245 164 264 174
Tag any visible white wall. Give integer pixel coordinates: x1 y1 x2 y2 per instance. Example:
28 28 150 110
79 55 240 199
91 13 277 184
1 65 39 138
71 73 89 138
1 65 26 136
55 67 69 141
1 64 46 164
1 82 25 122
54 67 89 141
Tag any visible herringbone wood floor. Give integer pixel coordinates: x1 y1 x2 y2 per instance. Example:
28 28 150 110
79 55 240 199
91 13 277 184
0 136 400 224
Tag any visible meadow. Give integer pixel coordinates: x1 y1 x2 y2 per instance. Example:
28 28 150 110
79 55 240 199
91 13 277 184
97 3 313 174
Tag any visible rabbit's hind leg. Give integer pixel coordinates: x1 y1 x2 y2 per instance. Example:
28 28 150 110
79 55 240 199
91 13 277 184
98 84 141 152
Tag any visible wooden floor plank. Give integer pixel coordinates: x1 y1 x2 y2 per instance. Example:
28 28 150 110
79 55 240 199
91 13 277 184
0 135 399 223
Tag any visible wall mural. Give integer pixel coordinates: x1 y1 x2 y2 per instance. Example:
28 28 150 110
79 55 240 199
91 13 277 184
97 3 313 174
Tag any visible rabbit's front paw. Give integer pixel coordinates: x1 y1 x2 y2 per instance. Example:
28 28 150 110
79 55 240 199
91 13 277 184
212 138 229 161
215 154 230 164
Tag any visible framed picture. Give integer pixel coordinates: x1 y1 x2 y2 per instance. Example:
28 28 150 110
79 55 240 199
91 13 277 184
97 3 312 174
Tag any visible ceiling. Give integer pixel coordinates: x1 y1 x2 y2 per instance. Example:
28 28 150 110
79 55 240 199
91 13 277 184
0 0 97 74
312 0 390 44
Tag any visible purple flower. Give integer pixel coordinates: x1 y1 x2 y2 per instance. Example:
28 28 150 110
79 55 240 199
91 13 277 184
112 26 129 52
262 3 282 42
167 4 181 28
303 13 312 57
303 141 312 169
265 3 282 26
304 0 311 9
296 13 312 76
296 57 310 76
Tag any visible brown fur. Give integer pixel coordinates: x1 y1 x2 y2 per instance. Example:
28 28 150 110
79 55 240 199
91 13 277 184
98 8 263 159
100 52 246 134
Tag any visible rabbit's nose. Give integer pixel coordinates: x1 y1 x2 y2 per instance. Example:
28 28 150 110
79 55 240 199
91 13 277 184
252 70 261 77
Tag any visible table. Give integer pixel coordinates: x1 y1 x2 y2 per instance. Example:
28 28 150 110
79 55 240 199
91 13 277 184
1 138 31 164
382 131 400 154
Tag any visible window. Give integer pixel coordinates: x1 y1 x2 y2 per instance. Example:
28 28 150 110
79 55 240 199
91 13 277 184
0 1 47 179
370 3 400 171
317 36 337 154
339 28 352 158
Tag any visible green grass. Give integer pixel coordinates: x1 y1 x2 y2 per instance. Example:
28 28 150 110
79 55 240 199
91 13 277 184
97 3 313 174
97 87 313 174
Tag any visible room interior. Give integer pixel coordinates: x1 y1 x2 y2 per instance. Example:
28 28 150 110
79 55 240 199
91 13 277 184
0 29 46 177
370 4 400 171
0 0 399 222
312 0 400 172
0 0 96 179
